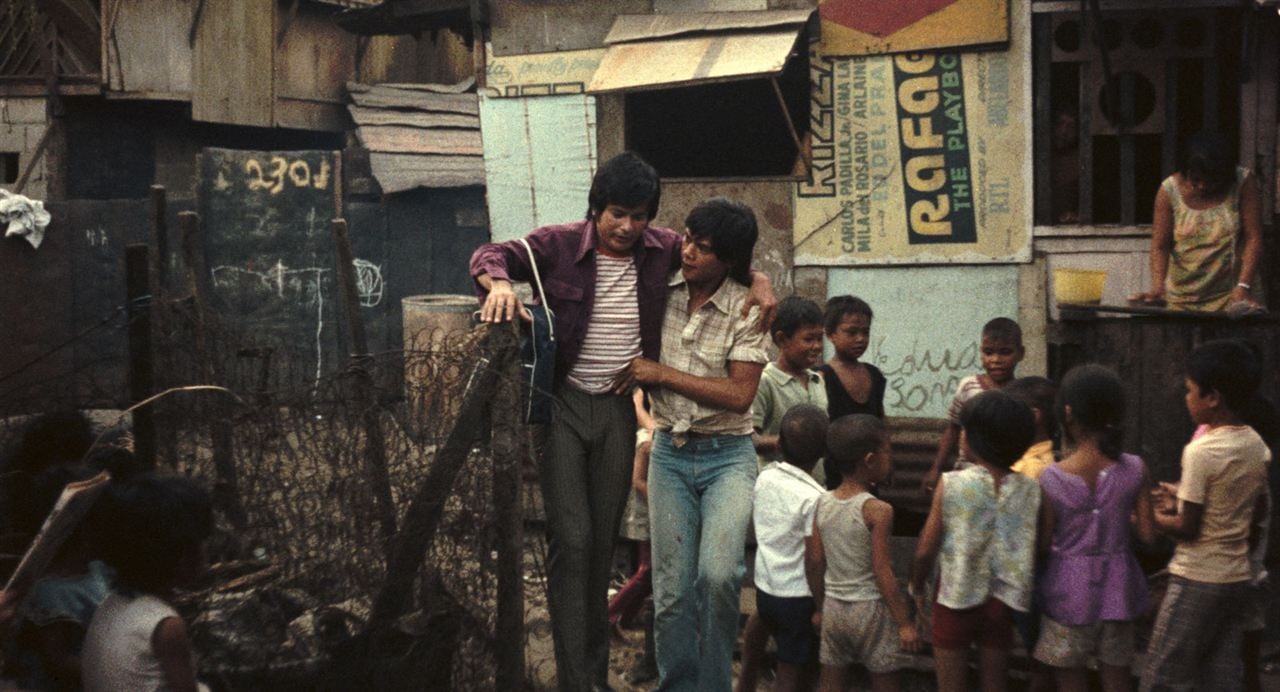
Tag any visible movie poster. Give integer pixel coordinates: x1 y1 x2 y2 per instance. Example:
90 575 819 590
794 1 1029 265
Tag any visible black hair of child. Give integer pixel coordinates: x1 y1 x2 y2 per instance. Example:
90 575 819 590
587 151 661 219
3 411 94 535
959 391 1035 469
825 414 886 478
772 296 824 340
100 473 213 596
981 317 1023 346
1180 131 1236 198
823 295 873 334
685 197 759 286
778 404 829 469
1186 339 1262 413
1056 365 1126 458
1004 376 1059 439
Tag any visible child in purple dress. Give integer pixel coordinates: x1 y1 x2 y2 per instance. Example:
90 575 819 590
1033 365 1156 692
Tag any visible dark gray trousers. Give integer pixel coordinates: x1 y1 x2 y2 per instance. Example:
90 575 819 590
540 386 636 691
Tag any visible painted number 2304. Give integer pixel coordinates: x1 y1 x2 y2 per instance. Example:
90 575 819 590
244 156 331 194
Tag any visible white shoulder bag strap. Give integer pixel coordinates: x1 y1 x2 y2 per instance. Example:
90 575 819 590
518 238 554 339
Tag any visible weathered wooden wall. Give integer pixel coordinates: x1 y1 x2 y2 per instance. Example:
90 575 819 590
1049 317 1280 482
192 0 274 127
107 0 194 97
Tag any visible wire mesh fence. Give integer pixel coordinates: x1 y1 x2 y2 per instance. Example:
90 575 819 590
0 287 539 690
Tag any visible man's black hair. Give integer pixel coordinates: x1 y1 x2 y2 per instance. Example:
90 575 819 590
1055 365 1125 458
586 151 661 220
1180 131 1235 198
778 404 829 469
772 296 824 340
1186 339 1261 413
823 295 874 334
959 391 1035 469
1005 376 1059 438
825 414 885 478
982 317 1023 346
684 197 758 286
101 473 213 595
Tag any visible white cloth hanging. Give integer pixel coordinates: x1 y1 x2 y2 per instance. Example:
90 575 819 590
1 188 52 249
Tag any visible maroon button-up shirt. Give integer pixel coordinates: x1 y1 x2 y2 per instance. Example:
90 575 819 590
469 218 683 383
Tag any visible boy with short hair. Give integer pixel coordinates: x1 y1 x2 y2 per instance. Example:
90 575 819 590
922 317 1026 494
752 296 828 463
745 404 829 692
1142 340 1272 692
809 415 922 691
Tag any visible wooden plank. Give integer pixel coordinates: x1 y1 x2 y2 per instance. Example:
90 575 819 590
368 152 485 192
357 125 483 156
349 105 477 129
1119 72 1135 225
274 97 347 133
489 0 651 57
1255 16 1278 220
192 0 272 126
1077 61 1093 224
109 0 194 94
603 9 812 44
1033 14 1052 226
1162 59 1178 178
348 89 479 114
274 8 356 108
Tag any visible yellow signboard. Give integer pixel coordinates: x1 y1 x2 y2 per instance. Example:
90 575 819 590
793 1 1029 265
817 0 1008 57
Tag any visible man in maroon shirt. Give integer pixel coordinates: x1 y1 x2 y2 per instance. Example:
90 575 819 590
471 152 776 691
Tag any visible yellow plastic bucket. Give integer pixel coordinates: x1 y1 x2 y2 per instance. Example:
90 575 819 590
1053 269 1107 305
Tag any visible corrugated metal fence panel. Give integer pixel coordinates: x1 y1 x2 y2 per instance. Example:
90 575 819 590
479 95 597 243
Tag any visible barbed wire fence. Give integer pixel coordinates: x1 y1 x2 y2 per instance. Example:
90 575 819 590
0 211 552 690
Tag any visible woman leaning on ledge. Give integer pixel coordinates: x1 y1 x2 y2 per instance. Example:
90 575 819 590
1129 131 1265 314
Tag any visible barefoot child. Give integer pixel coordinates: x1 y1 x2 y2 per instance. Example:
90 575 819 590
922 318 1025 495
1142 340 1271 692
741 405 829 692
911 391 1040 692
1033 366 1156 692
807 414 921 692
81 474 214 692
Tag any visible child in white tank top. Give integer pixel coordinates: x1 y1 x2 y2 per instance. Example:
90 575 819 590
81 474 213 692
806 414 921 691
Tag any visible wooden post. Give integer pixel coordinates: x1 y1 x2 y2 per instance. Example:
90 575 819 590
330 218 396 545
125 244 155 469
368 325 519 628
179 211 247 528
150 186 169 293
491 320 524 691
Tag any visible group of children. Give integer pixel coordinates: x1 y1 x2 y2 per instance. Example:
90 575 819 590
736 296 1275 692
0 417 215 692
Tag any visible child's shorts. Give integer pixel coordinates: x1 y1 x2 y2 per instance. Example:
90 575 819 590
819 597 910 673
1032 616 1135 668
931 598 1014 650
755 590 817 666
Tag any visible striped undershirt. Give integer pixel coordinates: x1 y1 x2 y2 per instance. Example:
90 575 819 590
565 254 642 394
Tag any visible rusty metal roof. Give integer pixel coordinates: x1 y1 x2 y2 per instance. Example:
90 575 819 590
346 80 484 192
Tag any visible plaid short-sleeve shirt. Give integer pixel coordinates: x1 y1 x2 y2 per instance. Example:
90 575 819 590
650 272 769 439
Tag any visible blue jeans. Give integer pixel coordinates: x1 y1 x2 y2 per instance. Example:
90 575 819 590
648 431 756 692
